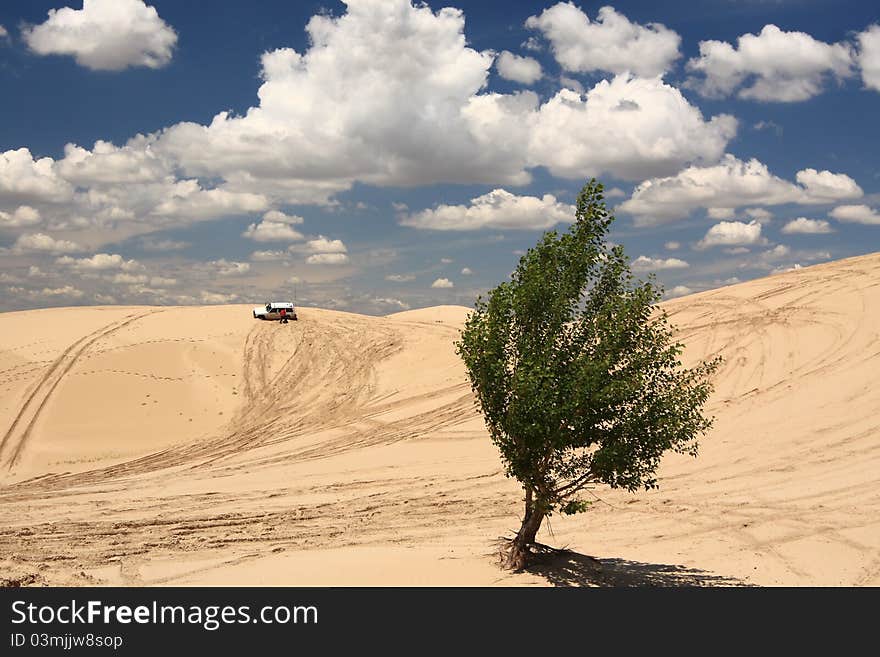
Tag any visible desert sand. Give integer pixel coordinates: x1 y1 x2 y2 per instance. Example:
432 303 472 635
1 252 879 586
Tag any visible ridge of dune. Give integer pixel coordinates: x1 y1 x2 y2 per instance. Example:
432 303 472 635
386 305 472 326
1 252 879 586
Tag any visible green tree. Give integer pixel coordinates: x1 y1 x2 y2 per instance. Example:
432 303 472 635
455 180 720 570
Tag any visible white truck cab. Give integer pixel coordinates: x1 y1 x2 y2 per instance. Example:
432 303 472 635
253 301 297 323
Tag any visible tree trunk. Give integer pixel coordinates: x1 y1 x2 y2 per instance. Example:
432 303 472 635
503 488 546 570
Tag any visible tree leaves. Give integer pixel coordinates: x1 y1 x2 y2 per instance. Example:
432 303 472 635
456 179 720 516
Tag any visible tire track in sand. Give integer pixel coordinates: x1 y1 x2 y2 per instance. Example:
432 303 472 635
0 310 163 470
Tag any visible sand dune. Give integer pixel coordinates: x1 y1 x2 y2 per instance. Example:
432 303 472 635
1 253 879 586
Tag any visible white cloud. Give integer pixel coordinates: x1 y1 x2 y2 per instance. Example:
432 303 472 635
0 25 8 39
496 51 542 84
431 277 454 289
386 274 415 282
373 297 410 310
208 259 250 276
57 253 142 271
0 0 740 244
306 253 349 265
830 204 880 225
401 189 575 231
665 285 693 299
461 267 473 275
305 236 347 254
664 241 680 251
250 250 289 261
631 256 689 271
0 206 41 228
744 207 773 222
781 217 833 234
242 219 304 242
262 210 304 225
527 76 736 181
696 220 765 249
0 148 73 204
151 182 268 221
58 138 169 185
150 276 176 287
12 233 82 254
796 169 862 201
112 273 149 285
764 244 790 259
858 25 880 91
150 1 735 206
526 4 681 77
620 155 862 224
201 291 239 304
440 258 454 264
23 0 177 71
686 24 854 102
707 207 735 220
40 285 84 298
772 263 803 274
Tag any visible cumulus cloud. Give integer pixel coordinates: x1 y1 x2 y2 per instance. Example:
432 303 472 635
665 285 693 299
242 211 305 242
620 155 863 224
23 0 177 71
208 259 251 276
631 256 689 271
0 206 41 228
56 253 142 271
111 273 149 285
696 220 766 249
373 297 410 310
57 138 169 185
858 25 880 91
526 4 681 77
201 291 239 304
431 277 454 288
830 204 880 225
250 250 289 261
0 148 73 205
461 267 473 275
744 207 773 223
527 76 736 181
763 244 790 259
664 241 680 250
707 207 735 220
781 217 833 234
150 183 268 221
151 0 735 205
386 274 415 282
242 210 305 242
11 233 82 254
262 210 304 225
686 24 854 102
401 189 574 231
305 236 347 254
0 0 739 249
40 285 85 298
496 51 542 84
306 253 349 265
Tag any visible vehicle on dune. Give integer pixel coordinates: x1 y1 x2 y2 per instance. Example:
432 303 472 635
253 301 297 323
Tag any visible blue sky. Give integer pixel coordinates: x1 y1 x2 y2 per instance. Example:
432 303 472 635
0 0 878 313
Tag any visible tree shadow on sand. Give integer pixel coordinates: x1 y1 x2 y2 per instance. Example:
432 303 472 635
526 550 752 587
